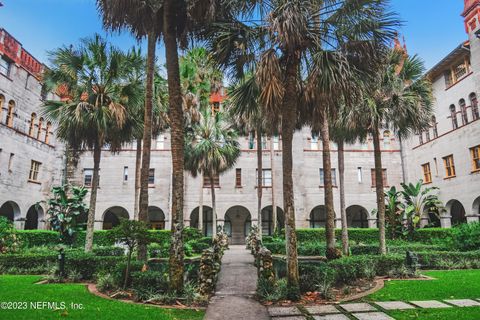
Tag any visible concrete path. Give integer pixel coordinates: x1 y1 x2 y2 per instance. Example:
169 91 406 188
204 245 270 320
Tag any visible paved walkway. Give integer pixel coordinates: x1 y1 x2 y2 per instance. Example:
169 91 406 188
204 245 270 320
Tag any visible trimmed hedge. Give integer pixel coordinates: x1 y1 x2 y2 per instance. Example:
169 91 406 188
416 251 480 269
0 252 125 279
15 227 203 248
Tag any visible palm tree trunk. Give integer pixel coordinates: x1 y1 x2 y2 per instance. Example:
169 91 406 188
85 142 101 252
338 139 349 256
198 178 204 235
134 138 142 220
137 32 155 262
210 176 217 237
319 111 337 259
281 57 300 300
372 123 387 255
164 0 185 292
270 137 277 234
256 128 263 240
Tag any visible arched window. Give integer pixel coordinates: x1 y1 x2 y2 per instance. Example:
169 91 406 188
0 94 4 122
449 104 458 129
45 122 52 144
383 130 391 149
432 116 438 138
425 129 430 142
459 99 468 125
36 117 44 140
28 113 36 137
6 100 15 127
470 93 479 120
418 132 423 145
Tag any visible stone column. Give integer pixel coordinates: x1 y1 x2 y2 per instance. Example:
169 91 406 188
184 219 191 228
367 218 377 228
440 215 452 228
335 218 342 229
419 217 430 228
165 219 171 230
14 218 25 230
94 219 103 230
466 214 480 224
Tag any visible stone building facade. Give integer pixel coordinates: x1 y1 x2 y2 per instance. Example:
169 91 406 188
0 28 63 230
0 1 479 245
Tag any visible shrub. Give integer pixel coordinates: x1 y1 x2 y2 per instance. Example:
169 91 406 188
263 242 285 255
97 273 116 292
299 263 336 293
0 253 56 274
112 260 144 288
416 251 480 269
188 237 212 254
130 270 169 294
148 243 170 258
0 217 21 253
92 246 125 256
257 277 288 301
448 222 480 251
65 252 124 280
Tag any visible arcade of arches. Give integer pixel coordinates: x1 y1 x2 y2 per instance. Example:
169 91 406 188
224 206 251 245
102 206 166 230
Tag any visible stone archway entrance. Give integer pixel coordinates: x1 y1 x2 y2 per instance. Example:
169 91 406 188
102 206 129 230
346 205 369 228
25 205 44 230
191 206 213 236
0 201 20 223
148 206 165 230
447 200 466 226
261 206 284 235
224 206 251 245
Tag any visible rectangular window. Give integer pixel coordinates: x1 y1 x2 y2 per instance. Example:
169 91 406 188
156 135 165 149
256 169 272 187
371 169 388 187
235 168 242 187
0 56 11 77
319 168 337 186
28 160 41 182
311 134 319 150
470 145 480 172
357 167 363 183
248 132 255 149
444 71 453 87
8 153 14 172
273 135 279 150
123 166 128 181
422 163 432 184
148 168 155 185
203 174 220 188
84 168 93 187
443 155 456 178
453 62 467 81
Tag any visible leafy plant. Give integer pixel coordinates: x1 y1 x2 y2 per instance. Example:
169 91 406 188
96 273 116 293
40 185 89 245
384 187 403 240
401 180 444 240
111 219 150 288
448 222 480 251
0 216 20 254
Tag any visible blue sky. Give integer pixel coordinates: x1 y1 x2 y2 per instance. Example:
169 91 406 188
0 0 467 70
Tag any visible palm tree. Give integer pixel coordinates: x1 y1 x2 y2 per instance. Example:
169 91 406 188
97 0 229 291
185 111 240 237
43 35 141 252
208 0 398 298
346 47 434 254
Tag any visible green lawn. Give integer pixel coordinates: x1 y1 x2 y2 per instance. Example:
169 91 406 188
367 270 480 320
0 275 204 320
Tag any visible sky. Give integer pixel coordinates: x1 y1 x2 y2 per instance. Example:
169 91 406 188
0 0 468 71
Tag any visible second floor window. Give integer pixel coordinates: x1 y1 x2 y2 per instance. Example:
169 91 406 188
443 155 456 178
148 168 155 185
0 56 11 77
432 116 438 138
422 163 432 184
371 168 388 187
84 169 93 187
204 174 220 188
320 168 337 186
311 133 319 150
256 169 272 187
235 168 242 187
470 145 480 172
470 93 479 120
6 100 15 128
28 160 41 182
123 166 128 181
449 104 458 129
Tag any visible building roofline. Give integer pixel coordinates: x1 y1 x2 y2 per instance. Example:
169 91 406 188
425 41 470 80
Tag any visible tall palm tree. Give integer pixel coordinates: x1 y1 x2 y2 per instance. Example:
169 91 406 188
208 0 398 298
97 0 229 291
185 111 240 237
345 47 434 254
43 35 141 252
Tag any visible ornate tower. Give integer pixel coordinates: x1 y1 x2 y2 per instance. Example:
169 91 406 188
462 0 480 89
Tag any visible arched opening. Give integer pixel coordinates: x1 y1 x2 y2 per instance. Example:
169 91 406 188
224 206 251 245
6 100 15 127
261 206 284 235
0 201 21 223
190 206 213 236
459 98 468 125
447 200 466 226
102 206 129 230
346 205 369 228
450 104 458 129
473 196 480 218
470 92 478 120
45 122 52 144
426 211 441 228
25 205 44 230
431 116 438 138
0 94 4 122
148 206 165 230
36 117 44 140
29 113 36 137
309 205 327 228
